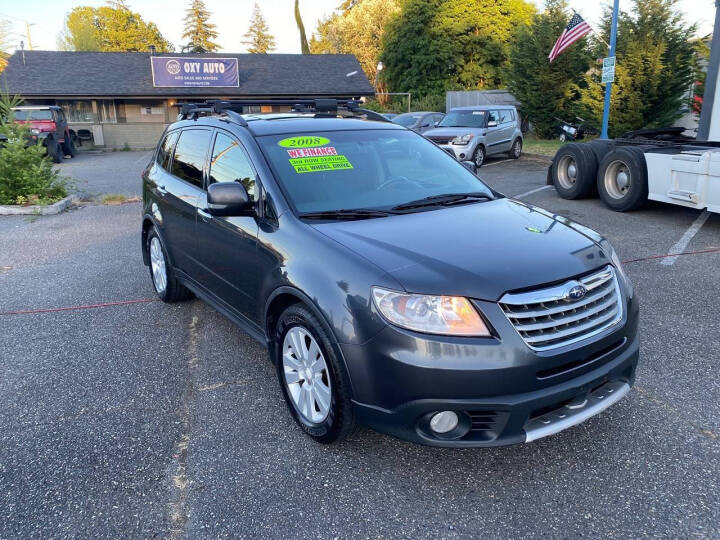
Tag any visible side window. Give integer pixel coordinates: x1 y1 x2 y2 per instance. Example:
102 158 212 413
487 110 500 125
499 109 513 124
209 132 257 201
171 129 212 188
157 131 178 171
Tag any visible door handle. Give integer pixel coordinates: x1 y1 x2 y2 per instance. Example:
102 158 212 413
156 184 168 196
198 208 212 221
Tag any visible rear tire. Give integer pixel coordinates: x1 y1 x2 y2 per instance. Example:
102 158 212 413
597 146 648 212
275 304 356 444
585 139 613 163
551 143 598 199
47 139 62 163
61 135 76 158
146 228 193 302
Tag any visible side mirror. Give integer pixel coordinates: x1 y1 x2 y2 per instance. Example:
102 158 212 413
207 182 252 216
461 161 477 174
487 120 498 128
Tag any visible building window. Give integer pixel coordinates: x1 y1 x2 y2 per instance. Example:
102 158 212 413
97 100 117 123
60 100 94 123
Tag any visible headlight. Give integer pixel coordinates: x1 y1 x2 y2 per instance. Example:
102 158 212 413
372 287 491 336
608 244 633 298
451 134 474 145
30 128 40 135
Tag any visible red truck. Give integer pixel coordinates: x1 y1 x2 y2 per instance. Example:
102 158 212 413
12 105 76 163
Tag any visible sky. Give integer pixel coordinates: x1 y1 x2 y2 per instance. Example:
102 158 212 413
0 0 716 55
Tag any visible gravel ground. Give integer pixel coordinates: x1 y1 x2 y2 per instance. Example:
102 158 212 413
1 153 718 538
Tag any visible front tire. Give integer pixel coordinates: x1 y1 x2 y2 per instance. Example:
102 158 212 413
473 145 486 168
509 137 522 159
146 228 193 302
275 304 355 444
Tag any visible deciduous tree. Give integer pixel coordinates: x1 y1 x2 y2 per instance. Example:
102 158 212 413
311 0 401 84
182 0 219 53
59 3 172 53
242 3 276 54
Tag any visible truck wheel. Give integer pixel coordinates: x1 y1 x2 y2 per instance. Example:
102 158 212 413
597 147 648 212
585 139 613 163
551 143 598 199
61 135 76 158
47 139 63 163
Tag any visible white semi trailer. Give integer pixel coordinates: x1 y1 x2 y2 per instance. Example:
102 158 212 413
549 3 720 214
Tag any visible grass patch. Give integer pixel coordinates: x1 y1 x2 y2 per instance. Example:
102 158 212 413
522 136 566 157
101 194 140 205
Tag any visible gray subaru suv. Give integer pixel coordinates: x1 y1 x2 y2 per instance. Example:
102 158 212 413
424 105 523 167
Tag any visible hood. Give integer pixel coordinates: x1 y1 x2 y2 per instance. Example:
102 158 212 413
15 120 56 132
311 198 609 301
424 127 485 138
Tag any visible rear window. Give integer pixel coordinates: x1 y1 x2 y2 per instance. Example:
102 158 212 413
393 114 423 127
171 129 212 188
13 109 54 121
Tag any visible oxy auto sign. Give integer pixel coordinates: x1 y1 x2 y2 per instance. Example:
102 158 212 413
150 57 239 87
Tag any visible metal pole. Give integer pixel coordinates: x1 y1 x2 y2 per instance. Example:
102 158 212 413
697 0 720 140
600 0 619 139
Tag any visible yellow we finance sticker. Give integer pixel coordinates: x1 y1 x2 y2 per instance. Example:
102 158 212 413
286 145 353 174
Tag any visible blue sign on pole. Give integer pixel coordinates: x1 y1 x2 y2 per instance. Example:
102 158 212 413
600 0 620 139
150 57 239 87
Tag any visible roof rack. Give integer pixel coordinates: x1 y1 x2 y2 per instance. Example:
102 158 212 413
174 99 391 125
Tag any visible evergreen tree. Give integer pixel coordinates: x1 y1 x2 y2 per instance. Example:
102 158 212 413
579 0 695 136
295 0 310 54
381 0 535 97
242 3 276 54
182 0 219 53
506 0 592 138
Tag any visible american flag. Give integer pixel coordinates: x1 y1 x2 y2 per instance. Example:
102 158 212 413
548 13 592 63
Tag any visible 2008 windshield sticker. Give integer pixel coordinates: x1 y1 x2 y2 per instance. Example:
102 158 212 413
278 136 331 148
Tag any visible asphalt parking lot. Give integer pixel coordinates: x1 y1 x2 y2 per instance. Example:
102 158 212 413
1 151 719 538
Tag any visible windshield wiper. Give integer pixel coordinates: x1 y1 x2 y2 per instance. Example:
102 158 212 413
299 209 392 220
391 192 492 211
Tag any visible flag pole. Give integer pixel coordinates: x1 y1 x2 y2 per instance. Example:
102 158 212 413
570 8 610 48
600 0 619 139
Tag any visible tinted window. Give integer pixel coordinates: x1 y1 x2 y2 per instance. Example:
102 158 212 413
171 129 212 188
157 131 178 171
258 130 492 213
438 110 486 128
13 109 54 121
209 132 257 201
393 113 423 127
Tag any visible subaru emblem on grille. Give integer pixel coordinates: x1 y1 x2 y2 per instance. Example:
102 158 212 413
567 285 587 300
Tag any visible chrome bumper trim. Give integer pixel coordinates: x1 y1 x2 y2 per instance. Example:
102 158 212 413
523 380 630 443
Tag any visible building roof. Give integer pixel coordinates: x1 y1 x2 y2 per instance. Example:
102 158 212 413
0 51 375 98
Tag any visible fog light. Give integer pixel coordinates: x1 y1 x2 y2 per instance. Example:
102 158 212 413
459 153 466 159
429 411 458 434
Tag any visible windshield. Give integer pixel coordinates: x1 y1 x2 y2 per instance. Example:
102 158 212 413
439 110 486 128
258 130 493 214
13 109 53 121
393 113 422 127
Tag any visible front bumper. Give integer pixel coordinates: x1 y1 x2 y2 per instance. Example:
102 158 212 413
343 294 639 447
439 143 473 160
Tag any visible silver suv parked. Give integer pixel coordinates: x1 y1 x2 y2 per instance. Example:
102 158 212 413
424 105 523 167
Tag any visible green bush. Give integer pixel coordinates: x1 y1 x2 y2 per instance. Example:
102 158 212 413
0 121 68 206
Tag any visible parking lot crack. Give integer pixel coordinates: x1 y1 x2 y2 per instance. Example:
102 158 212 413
168 314 200 539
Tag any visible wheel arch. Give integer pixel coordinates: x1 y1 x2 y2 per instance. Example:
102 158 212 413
141 214 172 267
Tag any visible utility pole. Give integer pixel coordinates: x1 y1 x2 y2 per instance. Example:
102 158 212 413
599 0 619 140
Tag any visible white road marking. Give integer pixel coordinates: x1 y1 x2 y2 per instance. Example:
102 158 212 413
482 159 512 167
660 210 712 266
513 185 553 199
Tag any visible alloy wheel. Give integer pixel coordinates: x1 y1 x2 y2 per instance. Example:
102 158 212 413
282 326 332 424
149 236 167 294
